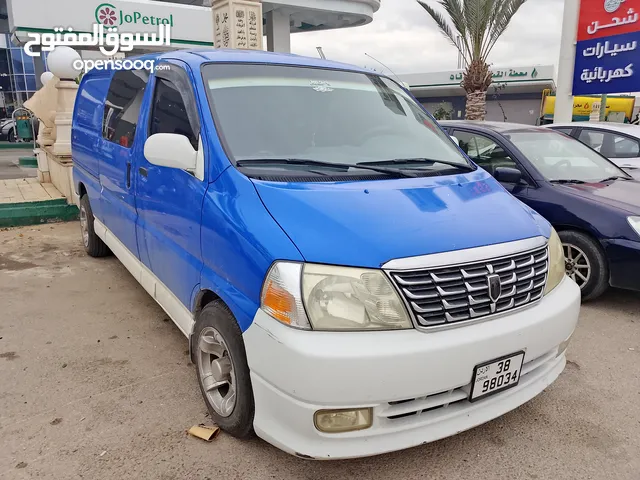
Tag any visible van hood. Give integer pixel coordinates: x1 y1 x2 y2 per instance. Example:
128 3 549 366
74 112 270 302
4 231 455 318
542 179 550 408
252 172 550 268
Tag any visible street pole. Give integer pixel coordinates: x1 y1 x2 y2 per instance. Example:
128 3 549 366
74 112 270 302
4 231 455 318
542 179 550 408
554 0 580 123
599 93 607 121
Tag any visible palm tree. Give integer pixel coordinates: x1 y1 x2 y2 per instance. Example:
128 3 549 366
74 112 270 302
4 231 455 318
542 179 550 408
417 0 528 120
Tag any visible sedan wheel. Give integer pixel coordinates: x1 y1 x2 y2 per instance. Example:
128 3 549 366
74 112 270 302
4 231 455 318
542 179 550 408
563 243 591 288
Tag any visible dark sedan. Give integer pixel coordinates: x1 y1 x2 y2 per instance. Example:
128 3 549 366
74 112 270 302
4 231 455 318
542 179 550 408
440 120 640 300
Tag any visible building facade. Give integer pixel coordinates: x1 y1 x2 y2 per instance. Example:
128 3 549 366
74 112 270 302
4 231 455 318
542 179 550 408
402 65 556 125
0 34 49 116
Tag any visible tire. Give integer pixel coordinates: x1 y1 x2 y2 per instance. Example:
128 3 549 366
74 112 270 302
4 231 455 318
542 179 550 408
558 230 609 301
7 129 15 143
192 301 254 438
79 194 110 257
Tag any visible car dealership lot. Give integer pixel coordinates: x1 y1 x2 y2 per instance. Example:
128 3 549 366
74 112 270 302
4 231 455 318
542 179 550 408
1 222 639 479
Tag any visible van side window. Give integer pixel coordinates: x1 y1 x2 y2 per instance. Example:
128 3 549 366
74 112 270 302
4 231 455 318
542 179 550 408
149 78 198 150
102 70 149 148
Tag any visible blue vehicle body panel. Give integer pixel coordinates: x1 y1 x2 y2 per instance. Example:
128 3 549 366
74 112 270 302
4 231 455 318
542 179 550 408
252 171 549 268
134 59 207 309
98 128 141 258
72 71 112 218
200 167 304 331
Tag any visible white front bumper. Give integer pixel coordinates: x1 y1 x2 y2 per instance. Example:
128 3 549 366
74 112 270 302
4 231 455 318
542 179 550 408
243 277 580 459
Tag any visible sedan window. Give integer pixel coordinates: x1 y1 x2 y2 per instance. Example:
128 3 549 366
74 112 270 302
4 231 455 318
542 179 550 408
578 129 640 159
507 131 626 182
552 127 574 136
453 130 519 176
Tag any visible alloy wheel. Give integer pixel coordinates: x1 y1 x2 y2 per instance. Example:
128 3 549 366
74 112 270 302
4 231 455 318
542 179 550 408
197 326 237 417
79 206 89 248
563 243 591 288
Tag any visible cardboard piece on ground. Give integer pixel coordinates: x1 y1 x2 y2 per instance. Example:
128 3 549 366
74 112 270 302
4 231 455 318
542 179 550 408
188 424 221 442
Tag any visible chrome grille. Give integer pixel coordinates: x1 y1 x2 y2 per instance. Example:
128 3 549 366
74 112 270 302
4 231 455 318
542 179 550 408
389 245 549 328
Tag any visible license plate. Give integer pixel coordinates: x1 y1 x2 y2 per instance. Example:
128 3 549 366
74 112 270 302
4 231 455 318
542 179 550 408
469 351 525 402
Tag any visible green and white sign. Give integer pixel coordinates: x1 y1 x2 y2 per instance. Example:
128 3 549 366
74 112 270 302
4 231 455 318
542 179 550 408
8 0 213 48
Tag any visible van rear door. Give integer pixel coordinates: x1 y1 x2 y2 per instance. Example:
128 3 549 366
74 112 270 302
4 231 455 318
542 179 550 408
99 69 149 258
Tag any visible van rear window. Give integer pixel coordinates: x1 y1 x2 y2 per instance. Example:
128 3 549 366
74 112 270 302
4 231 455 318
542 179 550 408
102 70 149 148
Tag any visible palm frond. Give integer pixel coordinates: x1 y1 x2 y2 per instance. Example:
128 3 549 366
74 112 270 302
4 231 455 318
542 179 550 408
417 0 528 65
481 0 528 58
417 0 471 65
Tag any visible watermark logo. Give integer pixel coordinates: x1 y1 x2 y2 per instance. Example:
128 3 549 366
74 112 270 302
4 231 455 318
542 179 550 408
24 24 170 57
72 57 170 73
23 22 172 73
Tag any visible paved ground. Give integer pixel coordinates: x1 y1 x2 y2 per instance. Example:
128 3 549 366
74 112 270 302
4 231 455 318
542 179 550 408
1 222 639 480
0 151 37 181
0 178 64 204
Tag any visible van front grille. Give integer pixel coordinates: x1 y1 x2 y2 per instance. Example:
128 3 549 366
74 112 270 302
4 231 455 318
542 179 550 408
389 245 549 328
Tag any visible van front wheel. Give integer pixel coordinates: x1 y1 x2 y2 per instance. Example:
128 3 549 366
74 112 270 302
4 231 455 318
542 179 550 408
193 301 254 438
79 194 110 257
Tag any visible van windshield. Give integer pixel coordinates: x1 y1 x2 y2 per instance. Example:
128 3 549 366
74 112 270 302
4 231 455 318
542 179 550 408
202 64 471 175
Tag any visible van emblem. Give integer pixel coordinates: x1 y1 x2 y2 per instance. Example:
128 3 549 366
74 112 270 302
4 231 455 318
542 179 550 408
487 274 502 303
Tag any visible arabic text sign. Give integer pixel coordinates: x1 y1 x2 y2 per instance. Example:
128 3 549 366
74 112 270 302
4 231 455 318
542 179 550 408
578 0 639 40
573 0 639 95
448 68 538 82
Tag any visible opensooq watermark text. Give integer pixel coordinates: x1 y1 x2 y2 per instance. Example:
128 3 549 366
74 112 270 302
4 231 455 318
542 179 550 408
23 23 171 73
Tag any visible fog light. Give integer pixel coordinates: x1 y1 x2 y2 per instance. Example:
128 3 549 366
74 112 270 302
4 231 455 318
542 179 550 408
557 335 572 357
314 408 372 433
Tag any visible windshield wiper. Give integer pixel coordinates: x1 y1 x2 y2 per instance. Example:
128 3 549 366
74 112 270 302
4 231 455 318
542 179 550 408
358 158 475 172
549 179 586 184
235 158 419 177
599 175 630 182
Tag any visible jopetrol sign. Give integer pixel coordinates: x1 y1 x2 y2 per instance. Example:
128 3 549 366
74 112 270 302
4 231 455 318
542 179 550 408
573 0 639 95
95 3 174 27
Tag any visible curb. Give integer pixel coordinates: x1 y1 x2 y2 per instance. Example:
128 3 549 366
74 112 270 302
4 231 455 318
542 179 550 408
0 198 79 227
18 156 38 167
0 143 35 150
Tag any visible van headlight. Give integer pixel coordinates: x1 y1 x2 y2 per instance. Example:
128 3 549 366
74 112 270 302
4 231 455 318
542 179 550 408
544 228 565 295
260 262 412 331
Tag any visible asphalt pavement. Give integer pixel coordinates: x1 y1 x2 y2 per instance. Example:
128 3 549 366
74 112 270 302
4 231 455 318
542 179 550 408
0 150 37 180
0 222 639 479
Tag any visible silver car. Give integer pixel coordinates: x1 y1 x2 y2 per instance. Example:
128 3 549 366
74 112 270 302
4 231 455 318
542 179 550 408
546 122 640 175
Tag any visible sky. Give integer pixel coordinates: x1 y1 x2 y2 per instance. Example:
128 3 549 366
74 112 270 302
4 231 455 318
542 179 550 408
289 0 565 75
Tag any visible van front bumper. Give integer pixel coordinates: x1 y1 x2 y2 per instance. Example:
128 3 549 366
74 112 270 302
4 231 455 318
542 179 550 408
242 277 580 459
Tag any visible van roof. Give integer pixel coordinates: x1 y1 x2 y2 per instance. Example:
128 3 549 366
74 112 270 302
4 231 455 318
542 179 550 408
85 48 374 76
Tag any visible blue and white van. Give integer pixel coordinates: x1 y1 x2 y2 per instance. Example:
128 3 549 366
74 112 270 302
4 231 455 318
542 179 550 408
72 49 580 459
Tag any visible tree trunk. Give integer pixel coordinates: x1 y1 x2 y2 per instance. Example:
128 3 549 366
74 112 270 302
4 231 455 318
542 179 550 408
465 91 487 120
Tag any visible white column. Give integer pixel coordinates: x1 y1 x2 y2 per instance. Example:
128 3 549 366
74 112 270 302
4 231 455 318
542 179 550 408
213 0 263 50
52 79 78 156
266 9 291 53
554 0 580 123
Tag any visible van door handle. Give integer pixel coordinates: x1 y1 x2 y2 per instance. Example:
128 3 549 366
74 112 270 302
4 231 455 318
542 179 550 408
126 162 131 188
139 167 148 177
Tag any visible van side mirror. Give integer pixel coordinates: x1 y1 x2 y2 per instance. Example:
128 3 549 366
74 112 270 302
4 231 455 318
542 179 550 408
450 135 460 146
494 167 522 185
144 133 197 171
